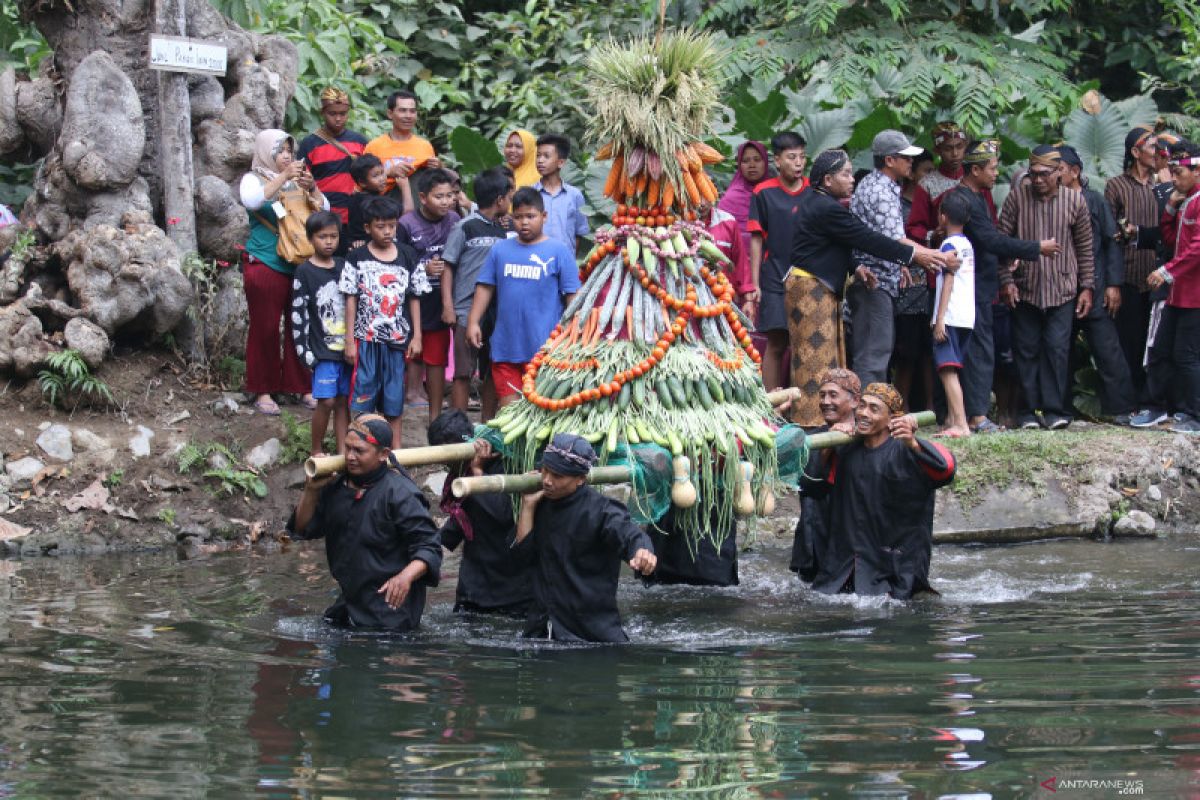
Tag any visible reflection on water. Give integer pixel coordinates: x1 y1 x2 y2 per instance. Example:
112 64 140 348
1 538 1198 797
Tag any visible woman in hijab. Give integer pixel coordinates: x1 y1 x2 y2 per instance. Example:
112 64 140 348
717 140 770 259
239 128 328 415
503 129 540 188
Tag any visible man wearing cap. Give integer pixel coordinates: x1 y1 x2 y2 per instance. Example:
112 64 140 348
1105 126 1161 400
998 145 1094 430
296 87 368 252
906 121 969 246
785 149 953 426
801 383 956 599
1058 145 1136 424
512 434 658 642
847 130 927 384
956 139 1056 433
791 367 860 582
289 415 443 630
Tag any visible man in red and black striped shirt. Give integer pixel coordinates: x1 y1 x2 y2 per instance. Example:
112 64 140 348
296 87 368 250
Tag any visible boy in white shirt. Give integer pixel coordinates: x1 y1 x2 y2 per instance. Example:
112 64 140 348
932 189 976 437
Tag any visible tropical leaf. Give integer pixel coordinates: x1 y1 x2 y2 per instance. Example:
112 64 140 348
448 126 503 176
1111 94 1159 130
731 91 787 142
795 108 857 155
1063 100 1133 180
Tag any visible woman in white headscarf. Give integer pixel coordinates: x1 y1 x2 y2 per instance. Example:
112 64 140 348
239 128 327 415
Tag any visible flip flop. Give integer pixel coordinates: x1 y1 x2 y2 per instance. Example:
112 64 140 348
302 395 318 410
254 397 281 416
935 429 969 439
970 418 1004 434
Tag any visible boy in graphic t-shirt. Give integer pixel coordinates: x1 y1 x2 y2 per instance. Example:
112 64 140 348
466 187 580 407
398 168 461 419
931 190 976 438
340 194 430 446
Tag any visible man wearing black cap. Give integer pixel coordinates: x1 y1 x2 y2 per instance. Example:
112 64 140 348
289 414 443 630
998 145 1094 430
785 149 952 426
848 130 926 384
512 433 657 642
1058 145 1136 424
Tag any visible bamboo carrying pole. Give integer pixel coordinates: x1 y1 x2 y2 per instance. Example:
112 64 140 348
303 388 804 478
450 410 939 498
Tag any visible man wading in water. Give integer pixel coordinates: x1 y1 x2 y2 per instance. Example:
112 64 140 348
801 383 956 599
513 434 658 643
289 415 442 630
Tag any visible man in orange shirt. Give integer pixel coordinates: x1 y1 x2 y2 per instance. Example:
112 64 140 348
364 90 441 210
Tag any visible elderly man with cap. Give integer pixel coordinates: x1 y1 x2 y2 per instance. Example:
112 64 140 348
1057 145 1136 424
296 87 368 254
955 139 1056 433
906 121 970 246
997 145 1094 430
801 383 956 599
847 130 927 384
791 367 860 582
512 433 657 643
784 149 953 426
289 414 443 630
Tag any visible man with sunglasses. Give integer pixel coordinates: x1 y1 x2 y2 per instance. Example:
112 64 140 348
997 145 1095 430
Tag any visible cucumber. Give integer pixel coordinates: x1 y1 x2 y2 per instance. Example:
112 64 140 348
606 418 621 454
631 378 647 409
656 378 675 410
617 382 632 411
503 420 529 444
667 377 687 408
696 379 714 410
626 424 641 444
554 377 575 400
666 430 683 456
534 424 553 441
583 430 605 444
634 420 654 442
706 376 726 403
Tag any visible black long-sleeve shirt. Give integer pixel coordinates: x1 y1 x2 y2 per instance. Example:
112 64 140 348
1080 184 1124 316
790 188 915 297
960 184 1041 301
801 437 955 600
438 463 533 614
290 467 442 630
512 486 653 643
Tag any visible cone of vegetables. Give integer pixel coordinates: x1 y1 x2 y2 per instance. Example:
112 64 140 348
485 30 783 548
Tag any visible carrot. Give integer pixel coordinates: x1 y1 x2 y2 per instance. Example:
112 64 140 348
558 317 577 350
646 177 660 208
585 308 600 344
625 306 633 338
603 153 624 198
681 169 702 206
661 304 671 329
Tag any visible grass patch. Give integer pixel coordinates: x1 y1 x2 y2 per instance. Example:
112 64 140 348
942 430 1094 506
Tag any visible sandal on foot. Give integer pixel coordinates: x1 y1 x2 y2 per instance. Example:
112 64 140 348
302 394 318 410
254 397 281 416
970 418 1004 434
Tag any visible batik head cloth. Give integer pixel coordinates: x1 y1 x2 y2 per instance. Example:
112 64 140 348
932 121 966 146
1029 144 1063 168
320 86 350 107
348 414 393 449
538 434 596 477
819 368 861 398
962 138 1000 165
862 383 905 416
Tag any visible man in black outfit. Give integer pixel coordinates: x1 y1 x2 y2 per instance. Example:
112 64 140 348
289 415 442 630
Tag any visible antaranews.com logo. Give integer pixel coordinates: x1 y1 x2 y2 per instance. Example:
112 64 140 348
1040 775 1145 794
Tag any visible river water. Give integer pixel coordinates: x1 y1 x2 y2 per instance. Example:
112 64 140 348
0 537 1197 798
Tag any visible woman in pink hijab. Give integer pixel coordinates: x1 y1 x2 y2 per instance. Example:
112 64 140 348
717 140 770 261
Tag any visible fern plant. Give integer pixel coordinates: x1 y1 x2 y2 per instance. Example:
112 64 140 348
38 349 113 410
176 441 238 474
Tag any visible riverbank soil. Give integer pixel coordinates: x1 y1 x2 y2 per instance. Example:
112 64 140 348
2 349 1198 557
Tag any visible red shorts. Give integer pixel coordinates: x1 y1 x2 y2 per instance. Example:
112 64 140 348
412 327 450 366
491 361 527 398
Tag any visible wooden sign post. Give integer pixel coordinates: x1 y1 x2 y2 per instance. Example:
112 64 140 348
149 5 228 256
